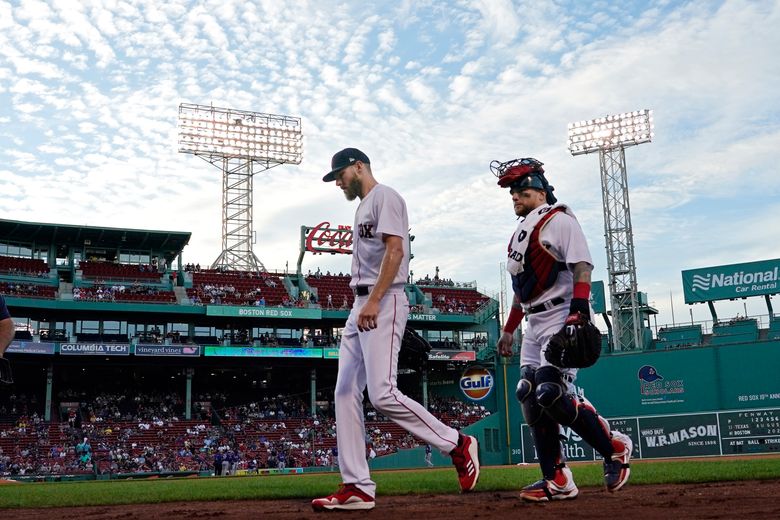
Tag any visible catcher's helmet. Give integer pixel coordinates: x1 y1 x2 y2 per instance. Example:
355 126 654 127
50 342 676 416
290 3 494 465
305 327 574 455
491 158 545 188
490 157 557 204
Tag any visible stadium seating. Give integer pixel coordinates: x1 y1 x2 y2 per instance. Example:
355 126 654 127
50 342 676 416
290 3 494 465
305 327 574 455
0 393 491 476
305 274 353 309
709 318 759 345
73 285 176 304
0 281 57 299
769 316 780 341
14 330 33 341
0 255 49 276
657 324 703 349
75 333 129 343
40 329 68 342
192 336 220 345
79 261 162 282
423 287 490 314
188 270 291 306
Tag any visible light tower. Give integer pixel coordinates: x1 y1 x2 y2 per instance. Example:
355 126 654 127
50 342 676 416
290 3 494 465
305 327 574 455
567 109 654 351
178 103 303 272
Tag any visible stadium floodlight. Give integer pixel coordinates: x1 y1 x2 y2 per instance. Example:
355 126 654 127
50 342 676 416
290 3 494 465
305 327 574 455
178 103 303 273
567 109 653 352
178 103 302 163
568 110 653 156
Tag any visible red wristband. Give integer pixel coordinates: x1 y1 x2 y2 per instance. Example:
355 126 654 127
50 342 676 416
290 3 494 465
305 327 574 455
503 305 525 333
573 282 591 300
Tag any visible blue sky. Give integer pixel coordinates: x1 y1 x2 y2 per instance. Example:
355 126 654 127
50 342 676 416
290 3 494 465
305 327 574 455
1 0 779 329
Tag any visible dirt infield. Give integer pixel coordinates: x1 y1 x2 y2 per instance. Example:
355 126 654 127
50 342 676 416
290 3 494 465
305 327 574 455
3 479 780 519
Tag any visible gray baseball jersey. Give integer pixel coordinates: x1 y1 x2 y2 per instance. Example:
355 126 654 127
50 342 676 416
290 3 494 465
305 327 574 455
349 184 410 289
335 183 458 498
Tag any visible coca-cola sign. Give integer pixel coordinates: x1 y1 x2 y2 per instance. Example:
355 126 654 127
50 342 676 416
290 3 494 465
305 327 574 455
304 221 353 254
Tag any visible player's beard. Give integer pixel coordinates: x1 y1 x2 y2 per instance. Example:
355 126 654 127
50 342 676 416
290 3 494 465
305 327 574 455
343 177 362 201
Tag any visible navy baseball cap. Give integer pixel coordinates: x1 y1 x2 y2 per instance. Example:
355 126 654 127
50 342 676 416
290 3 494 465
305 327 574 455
323 148 370 182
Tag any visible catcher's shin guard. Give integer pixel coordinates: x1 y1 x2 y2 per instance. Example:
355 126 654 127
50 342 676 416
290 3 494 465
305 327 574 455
516 365 542 425
535 367 614 458
518 366 565 480
568 397 614 458
535 366 577 424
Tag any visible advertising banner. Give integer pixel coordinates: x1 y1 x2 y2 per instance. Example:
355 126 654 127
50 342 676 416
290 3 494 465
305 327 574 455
520 424 597 463
459 366 493 401
719 408 780 455
409 313 439 322
206 306 321 320
204 346 323 358
428 350 476 362
682 258 780 303
637 413 720 458
134 344 201 357
323 348 340 359
6 341 56 355
519 418 640 464
60 343 130 356
302 222 353 254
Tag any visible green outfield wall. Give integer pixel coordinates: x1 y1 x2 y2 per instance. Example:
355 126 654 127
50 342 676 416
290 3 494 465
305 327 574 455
426 339 780 466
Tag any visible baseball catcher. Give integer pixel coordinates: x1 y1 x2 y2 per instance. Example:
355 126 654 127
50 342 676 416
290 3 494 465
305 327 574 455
493 157 632 501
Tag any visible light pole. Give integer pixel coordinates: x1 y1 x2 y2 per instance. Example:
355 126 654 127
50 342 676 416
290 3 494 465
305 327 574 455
178 103 303 272
568 110 654 351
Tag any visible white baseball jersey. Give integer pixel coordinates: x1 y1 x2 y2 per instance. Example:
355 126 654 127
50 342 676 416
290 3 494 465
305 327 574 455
510 203 593 371
349 184 410 289
335 183 458 498
507 203 592 309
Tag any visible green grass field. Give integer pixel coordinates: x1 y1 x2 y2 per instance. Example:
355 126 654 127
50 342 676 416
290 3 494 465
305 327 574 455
1 457 780 509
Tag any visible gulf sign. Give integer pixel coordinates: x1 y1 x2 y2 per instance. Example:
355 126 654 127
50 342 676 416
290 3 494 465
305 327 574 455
459 366 493 401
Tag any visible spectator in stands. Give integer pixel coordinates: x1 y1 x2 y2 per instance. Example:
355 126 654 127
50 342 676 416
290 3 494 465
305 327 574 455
0 294 13 359
214 451 223 476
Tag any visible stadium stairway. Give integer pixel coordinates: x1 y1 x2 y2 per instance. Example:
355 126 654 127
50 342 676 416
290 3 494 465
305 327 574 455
174 286 190 305
59 281 73 300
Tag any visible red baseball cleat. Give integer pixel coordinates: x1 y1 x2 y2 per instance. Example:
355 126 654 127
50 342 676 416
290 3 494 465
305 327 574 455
520 465 579 502
450 434 480 492
311 483 375 512
604 431 632 492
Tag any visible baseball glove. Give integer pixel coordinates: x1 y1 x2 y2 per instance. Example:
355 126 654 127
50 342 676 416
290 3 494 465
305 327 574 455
399 326 431 371
0 357 13 385
545 314 602 368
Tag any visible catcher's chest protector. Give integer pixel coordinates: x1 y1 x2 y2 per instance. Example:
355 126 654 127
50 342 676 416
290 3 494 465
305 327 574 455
512 207 567 303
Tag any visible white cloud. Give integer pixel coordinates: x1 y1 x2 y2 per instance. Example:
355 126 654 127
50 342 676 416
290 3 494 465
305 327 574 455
0 0 778 331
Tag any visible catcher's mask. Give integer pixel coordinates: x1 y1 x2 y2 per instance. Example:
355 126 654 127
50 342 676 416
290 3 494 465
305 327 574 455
490 157 557 205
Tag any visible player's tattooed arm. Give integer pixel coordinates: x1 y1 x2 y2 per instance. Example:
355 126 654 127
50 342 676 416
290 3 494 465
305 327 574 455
571 261 593 284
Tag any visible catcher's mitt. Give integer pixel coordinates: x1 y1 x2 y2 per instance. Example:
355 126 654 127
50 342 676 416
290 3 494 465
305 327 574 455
399 326 431 371
0 357 13 385
544 314 602 368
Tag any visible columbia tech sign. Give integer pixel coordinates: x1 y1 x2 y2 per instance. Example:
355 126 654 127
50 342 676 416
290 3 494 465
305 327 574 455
682 258 780 304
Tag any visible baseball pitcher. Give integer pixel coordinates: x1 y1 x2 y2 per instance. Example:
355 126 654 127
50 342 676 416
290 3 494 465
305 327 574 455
312 148 480 512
